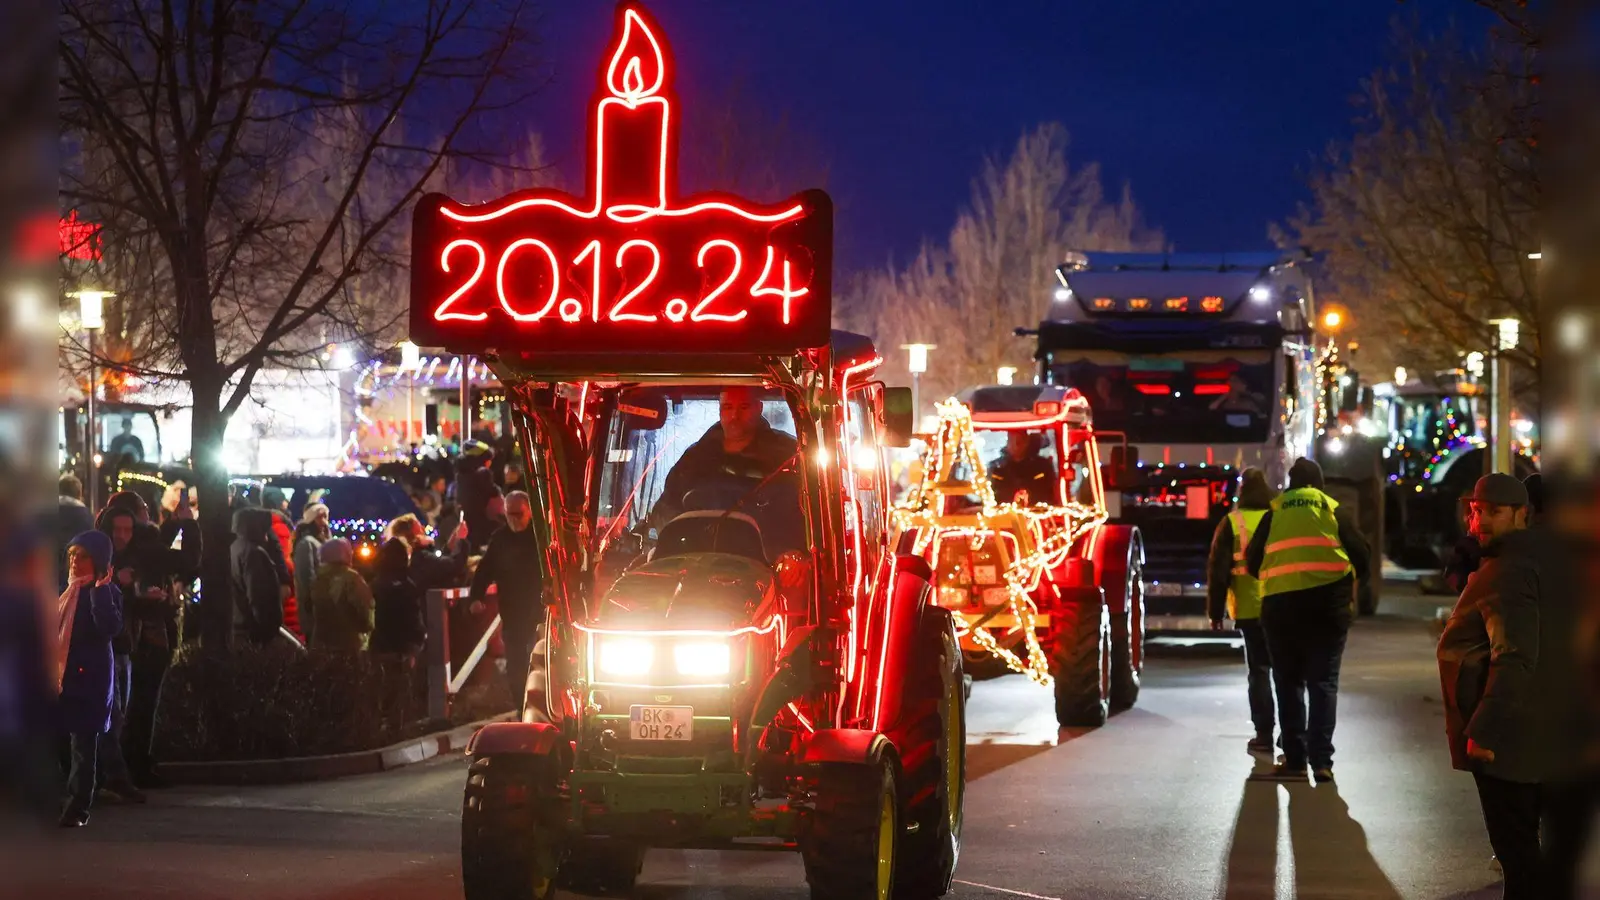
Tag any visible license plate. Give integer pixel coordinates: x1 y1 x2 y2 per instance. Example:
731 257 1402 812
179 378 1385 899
629 705 694 741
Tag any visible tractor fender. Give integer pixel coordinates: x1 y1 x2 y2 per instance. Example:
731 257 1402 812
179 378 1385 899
850 554 935 733
1086 524 1142 614
801 729 894 767
465 721 565 758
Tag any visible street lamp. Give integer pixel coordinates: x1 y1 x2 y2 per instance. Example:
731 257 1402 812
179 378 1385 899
69 290 112 511
1488 317 1520 474
996 366 1018 386
902 343 936 428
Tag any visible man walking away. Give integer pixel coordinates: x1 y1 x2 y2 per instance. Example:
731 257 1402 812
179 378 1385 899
1437 474 1546 900
1207 467 1277 755
469 491 545 710
1246 458 1371 784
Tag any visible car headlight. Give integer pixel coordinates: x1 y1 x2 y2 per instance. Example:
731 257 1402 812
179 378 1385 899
673 641 731 677
597 637 654 677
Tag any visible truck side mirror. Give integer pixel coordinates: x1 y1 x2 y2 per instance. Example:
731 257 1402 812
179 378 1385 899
881 387 915 448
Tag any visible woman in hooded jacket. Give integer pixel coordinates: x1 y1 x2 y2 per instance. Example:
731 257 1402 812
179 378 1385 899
292 504 331 644
58 530 124 827
369 538 427 660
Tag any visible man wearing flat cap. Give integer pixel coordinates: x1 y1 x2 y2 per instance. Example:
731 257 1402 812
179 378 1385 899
1436 473 1546 900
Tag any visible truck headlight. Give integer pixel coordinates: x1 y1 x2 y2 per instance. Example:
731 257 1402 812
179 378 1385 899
597 637 654 677
673 641 732 677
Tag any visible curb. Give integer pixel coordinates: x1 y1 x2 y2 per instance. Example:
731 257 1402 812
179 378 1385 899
156 712 516 786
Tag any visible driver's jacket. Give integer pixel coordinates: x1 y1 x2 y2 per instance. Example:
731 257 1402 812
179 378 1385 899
656 422 798 524
988 453 1058 506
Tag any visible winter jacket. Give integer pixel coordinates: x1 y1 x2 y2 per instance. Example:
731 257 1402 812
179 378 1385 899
292 529 323 642
1436 527 1546 783
370 574 427 656
95 509 174 653
656 422 798 525
1244 461 1372 615
231 509 284 647
988 452 1059 506
469 525 545 637
1206 505 1270 622
59 531 124 735
310 564 374 653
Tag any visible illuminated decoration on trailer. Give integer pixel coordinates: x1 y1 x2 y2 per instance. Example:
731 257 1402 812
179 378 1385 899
891 399 1107 685
408 4 832 354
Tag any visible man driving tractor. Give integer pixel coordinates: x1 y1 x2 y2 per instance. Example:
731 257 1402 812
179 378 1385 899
988 430 1059 506
654 386 799 523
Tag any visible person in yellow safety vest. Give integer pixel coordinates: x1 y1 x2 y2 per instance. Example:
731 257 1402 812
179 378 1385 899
1205 468 1278 756
1245 458 1371 785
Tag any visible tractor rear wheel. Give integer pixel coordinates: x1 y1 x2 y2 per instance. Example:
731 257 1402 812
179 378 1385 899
803 755 901 900
461 755 563 900
1051 590 1111 728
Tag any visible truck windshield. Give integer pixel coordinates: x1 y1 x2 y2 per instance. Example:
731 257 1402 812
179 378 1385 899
1052 350 1274 445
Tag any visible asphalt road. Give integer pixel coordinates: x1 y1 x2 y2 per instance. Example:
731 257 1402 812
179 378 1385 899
12 582 1592 899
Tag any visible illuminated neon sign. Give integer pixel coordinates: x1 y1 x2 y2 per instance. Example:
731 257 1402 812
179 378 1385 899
409 3 832 354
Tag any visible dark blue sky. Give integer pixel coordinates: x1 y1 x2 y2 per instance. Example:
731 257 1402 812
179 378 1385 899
523 1 1468 274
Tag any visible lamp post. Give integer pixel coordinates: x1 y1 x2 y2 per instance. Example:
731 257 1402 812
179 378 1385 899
400 340 421 453
902 343 935 428
1489 318 1519 474
70 290 110 511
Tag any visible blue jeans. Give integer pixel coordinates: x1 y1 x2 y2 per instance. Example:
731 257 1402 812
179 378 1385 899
1261 599 1351 769
97 653 133 787
65 731 98 817
1236 619 1276 741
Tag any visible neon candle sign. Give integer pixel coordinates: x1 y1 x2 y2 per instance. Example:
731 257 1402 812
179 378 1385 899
409 3 833 355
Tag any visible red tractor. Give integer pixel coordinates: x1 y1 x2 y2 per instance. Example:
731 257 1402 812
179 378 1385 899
895 385 1145 727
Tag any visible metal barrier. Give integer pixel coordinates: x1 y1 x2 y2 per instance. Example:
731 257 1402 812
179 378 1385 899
425 585 502 720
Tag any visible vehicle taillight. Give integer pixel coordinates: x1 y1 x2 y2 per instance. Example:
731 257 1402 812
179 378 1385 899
1033 400 1062 418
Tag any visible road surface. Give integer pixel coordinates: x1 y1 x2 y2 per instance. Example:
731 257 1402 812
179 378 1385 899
11 582 1586 898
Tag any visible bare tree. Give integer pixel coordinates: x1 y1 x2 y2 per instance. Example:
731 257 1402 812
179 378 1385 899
1284 15 1539 385
840 123 1163 403
59 0 542 646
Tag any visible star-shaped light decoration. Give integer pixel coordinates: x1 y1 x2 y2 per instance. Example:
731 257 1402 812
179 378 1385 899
891 398 1107 686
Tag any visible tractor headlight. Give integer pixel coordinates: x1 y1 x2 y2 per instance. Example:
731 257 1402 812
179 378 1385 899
597 637 655 677
673 641 732 677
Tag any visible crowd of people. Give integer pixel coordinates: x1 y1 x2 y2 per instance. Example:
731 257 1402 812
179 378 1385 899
51 438 550 828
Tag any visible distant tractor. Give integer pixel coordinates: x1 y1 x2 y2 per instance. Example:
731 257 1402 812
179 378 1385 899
894 386 1145 727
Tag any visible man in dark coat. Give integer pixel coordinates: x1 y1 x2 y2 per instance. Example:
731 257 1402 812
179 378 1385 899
231 508 284 647
988 431 1059 506
655 386 798 524
59 530 124 827
469 491 544 707
1436 473 1546 899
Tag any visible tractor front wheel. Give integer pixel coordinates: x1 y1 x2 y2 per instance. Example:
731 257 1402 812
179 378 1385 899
1050 590 1111 728
803 756 901 900
461 755 563 900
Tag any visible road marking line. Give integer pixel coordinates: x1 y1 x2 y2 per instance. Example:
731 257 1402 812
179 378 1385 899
953 879 1063 900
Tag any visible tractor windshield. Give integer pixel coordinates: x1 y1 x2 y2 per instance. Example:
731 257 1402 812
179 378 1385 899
593 384 802 562
972 427 1063 506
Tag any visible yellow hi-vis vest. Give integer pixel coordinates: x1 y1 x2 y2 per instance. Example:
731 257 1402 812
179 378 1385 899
1260 487 1354 597
1227 508 1268 620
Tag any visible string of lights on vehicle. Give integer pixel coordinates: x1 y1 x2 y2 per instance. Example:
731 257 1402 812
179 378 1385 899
891 399 1106 686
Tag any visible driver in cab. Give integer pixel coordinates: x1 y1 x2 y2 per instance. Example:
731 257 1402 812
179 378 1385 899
655 386 798 523
989 431 1058 506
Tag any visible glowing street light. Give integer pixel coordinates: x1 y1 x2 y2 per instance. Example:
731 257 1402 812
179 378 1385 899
68 289 114 512
902 343 936 428
1321 309 1344 332
997 366 1018 386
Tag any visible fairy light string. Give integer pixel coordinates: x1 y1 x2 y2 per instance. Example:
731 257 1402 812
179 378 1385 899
891 399 1106 686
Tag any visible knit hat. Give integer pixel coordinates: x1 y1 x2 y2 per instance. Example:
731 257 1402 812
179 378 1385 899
1287 458 1325 490
68 530 114 577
